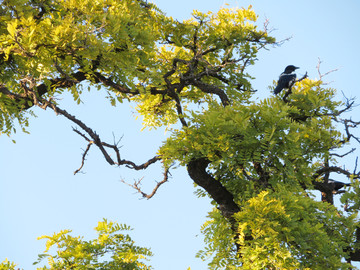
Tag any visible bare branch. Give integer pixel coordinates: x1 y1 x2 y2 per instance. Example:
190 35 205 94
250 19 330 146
121 167 170 199
24 91 163 175
53 105 115 165
313 165 359 180
119 155 161 170
354 157 359 175
339 119 360 144
311 162 358 205
74 143 92 175
330 148 356 158
316 58 338 83
331 93 356 118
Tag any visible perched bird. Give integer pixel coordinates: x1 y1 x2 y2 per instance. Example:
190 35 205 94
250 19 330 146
328 179 351 191
274 65 299 95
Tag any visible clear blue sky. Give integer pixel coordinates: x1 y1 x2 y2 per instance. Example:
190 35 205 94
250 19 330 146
1 0 360 269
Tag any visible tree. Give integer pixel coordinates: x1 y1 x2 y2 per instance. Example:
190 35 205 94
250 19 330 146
1 220 152 269
1 0 360 269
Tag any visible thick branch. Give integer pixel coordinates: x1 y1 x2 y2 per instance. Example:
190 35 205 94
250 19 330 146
191 80 230 107
312 164 356 204
187 158 240 218
187 157 241 252
313 165 359 180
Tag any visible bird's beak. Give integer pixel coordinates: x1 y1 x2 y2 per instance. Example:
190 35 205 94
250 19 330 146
295 67 300 69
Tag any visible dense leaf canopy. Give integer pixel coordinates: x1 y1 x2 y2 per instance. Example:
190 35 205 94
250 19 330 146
1 0 360 269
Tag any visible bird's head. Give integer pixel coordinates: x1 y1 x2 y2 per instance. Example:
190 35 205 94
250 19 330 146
284 65 299 73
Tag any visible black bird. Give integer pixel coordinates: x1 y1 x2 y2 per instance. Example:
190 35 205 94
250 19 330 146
274 65 299 95
328 180 351 191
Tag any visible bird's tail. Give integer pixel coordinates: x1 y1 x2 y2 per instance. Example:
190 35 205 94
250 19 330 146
273 85 282 95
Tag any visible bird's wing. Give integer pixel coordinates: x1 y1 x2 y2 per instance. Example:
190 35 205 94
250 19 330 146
274 73 297 95
278 73 296 88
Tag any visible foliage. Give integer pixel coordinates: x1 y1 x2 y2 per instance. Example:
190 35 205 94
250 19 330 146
160 79 341 196
1 0 360 269
0 259 18 270
161 78 359 269
235 189 353 270
197 188 355 270
0 0 273 134
33 219 152 270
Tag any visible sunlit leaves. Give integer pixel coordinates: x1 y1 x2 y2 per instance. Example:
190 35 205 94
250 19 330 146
1 1 358 269
160 79 355 268
235 190 353 269
0 0 276 134
0 0 161 132
0 259 18 270
160 82 341 188
197 209 239 270
34 219 152 270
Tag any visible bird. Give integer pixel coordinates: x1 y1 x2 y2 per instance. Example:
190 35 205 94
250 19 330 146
328 179 351 191
274 65 299 95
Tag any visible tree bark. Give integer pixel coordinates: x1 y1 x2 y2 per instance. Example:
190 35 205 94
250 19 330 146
187 157 240 219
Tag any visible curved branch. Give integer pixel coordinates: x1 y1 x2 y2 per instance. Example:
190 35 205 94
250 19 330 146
121 167 170 199
187 158 240 218
312 163 358 204
313 165 358 180
191 80 230 107
118 155 161 170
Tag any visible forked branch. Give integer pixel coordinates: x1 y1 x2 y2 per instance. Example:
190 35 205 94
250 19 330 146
121 167 170 199
25 92 166 197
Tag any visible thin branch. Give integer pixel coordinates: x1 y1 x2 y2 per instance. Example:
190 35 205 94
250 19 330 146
330 148 356 158
339 119 360 144
25 91 163 173
354 157 359 175
73 127 91 142
316 58 339 83
74 143 92 175
121 167 170 199
54 106 115 165
119 155 161 170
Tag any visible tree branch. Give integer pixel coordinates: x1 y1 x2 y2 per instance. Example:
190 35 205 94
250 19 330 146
121 167 170 199
191 79 230 107
187 157 241 252
187 158 240 218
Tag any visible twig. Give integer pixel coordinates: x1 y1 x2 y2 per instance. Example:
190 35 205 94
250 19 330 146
354 157 359 175
121 167 170 199
74 143 92 175
316 58 338 83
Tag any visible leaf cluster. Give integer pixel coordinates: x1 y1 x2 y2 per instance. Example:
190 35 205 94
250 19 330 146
33 219 152 270
160 78 360 268
235 189 354 269
0 1 275 133
161 79 342 194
